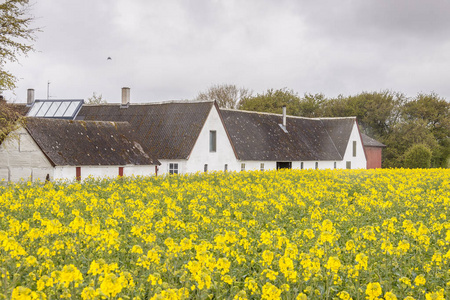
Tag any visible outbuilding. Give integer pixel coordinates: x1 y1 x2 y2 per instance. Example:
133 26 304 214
0 118 159 182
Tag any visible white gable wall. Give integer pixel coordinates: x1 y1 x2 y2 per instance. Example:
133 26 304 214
0 127 54 182
339 122 367 169
185 105 239 173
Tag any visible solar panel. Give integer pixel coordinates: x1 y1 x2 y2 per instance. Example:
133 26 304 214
27 99 84 119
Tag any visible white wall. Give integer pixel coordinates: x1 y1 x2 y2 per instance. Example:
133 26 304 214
54 165 157 181
0 127 54 182
238 160 340 171
340 122 367 169
157 159 187 175
185 105 240 173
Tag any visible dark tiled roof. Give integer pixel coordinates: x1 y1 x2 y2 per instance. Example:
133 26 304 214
220 109 347 161
320 118 356 157
361 133 386 147
77 101 214 159
24 118 159 166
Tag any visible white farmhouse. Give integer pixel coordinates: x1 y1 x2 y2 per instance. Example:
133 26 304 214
0 87 372 182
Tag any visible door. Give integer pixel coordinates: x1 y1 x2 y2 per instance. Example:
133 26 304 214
276 162 292 169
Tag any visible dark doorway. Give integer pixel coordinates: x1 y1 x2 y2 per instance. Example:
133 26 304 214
276 162 292 169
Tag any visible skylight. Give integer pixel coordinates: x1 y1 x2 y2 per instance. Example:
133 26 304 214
27 100 84 119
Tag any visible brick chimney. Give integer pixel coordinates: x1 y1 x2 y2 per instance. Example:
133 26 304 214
27 89 35 106
282 105 286 127
121 87 130 107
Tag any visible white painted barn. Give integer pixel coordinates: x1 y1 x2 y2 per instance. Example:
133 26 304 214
0 87 370 181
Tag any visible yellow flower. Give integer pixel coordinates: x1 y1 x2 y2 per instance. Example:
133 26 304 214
337 291 352 300
296 293 308 300
100 273 125 297
365 282 382 300
414 274 426 286
325 256 341 273
261 282 282 300
425 291 445 300
384 291 397 300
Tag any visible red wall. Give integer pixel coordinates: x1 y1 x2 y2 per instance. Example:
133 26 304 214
365 146 383 169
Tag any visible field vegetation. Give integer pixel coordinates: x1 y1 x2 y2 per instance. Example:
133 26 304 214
0 169 449 299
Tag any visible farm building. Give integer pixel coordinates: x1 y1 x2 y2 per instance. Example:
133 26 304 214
0 87 385 181
0 117 159 182
361 133 386 169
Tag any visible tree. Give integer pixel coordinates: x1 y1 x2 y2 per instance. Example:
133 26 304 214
87 92 107 104
0 0 38 91
0 100 26 144
238 88 302 115
403 144 432 168
322 91 406 138
297 93 327 117
401 93 450 167
196 84 252 109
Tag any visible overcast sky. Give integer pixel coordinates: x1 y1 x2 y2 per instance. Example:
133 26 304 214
4 0 450 104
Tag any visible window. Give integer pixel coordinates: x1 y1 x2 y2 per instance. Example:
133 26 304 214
204 164 208 172
300 162 304 169
224 164 228 172
260 163 264 171
209 130 217 152
334 162 337 169
241 163 245 171
315 162 319 169
346 161 351 169
353 141 357 157
169 163 179 174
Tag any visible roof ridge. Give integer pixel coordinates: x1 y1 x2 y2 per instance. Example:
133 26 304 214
83 100 214 106
221 108 323 120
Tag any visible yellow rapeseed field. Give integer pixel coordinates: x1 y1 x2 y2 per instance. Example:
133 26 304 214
0 169 449 299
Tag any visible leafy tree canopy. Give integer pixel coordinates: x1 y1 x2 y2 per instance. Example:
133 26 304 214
0 0 38 91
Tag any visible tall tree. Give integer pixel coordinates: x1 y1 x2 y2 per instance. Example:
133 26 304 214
238 88 301 115
196 84 252 109
401 93 450 167
0 0 38 91
322 91 406 138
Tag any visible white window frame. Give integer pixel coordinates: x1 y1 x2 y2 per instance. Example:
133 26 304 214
260 163 264 171
169 163 179 174
241 163 245 171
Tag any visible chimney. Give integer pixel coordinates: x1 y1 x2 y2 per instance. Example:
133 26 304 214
121 87 130 107
27 89 35 106
282 105 287 127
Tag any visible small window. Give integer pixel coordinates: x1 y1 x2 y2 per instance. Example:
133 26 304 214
241 163 245 171
353 141 357 157
346 161 351 169
300 162 304 169
204 164 208 172
260 163 264 171
210 130 217 152
315 162 319 169
169 163 179 174
224 164 228 172
334 162 337 169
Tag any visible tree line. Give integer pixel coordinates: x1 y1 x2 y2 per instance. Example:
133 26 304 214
196 85 450 168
